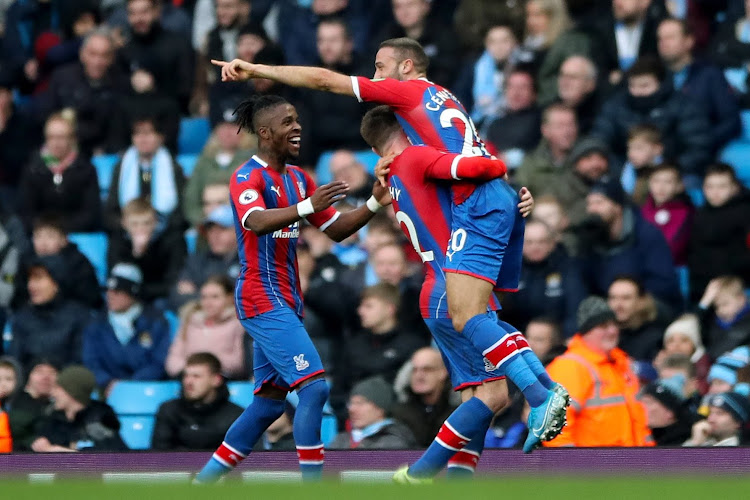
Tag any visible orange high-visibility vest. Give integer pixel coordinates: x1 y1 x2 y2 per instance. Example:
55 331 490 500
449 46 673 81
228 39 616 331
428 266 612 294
0 411 11 453
544 335 654 448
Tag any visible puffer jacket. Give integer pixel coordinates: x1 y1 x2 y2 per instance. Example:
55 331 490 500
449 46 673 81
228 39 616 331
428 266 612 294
592 83 712 176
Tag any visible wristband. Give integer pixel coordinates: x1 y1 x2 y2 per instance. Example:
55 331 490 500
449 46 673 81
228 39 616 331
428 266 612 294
366 195 383 213
296 198 315 217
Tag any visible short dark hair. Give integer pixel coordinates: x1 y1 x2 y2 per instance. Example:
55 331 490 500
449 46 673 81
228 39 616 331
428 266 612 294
361 282 401 310
379 38 429 74
33 214 68 236
233 94 289 135
186 352 222 375
660 17 693 37
627 56 666 82
527 317 561 343
131 114 163 135
360 105 402 150
628 123 662 144
318 17 351 40
202 274 234 295
704 162 740 184
506 67 538 93
610 274 645 296
542 102 574 124
661 353 697 378
649 162 681 179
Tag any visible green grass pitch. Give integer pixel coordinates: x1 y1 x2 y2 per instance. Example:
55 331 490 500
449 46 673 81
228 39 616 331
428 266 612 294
4 477 750 500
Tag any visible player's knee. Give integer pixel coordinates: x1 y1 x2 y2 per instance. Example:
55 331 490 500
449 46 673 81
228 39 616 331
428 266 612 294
297 376 329 406
475 382 509 414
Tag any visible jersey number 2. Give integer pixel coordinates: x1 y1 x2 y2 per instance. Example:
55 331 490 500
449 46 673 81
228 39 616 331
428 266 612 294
439 109 489 157
396 211 434 263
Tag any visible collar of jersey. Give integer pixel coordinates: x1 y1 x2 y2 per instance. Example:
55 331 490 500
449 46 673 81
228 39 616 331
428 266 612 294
252 155 268 167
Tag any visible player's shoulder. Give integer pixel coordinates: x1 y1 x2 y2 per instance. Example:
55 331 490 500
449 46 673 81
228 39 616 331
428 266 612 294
232 156 266 184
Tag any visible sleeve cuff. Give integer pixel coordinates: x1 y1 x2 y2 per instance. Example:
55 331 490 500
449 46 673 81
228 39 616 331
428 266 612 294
318 211 341 232
241 206 264 229
450 154 465 180
350 76 362 103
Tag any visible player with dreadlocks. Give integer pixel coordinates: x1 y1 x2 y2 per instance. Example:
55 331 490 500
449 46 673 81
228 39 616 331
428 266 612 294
194 95 391 483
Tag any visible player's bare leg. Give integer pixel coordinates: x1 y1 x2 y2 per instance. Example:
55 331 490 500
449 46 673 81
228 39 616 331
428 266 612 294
446 273 568 452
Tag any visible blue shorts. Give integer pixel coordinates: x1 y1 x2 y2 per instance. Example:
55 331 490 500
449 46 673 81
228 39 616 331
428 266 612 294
444 179 524 292
424 312 505 391
241 307 325 394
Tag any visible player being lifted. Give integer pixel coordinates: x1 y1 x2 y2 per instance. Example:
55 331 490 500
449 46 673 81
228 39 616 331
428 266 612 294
212 38 569 453
194 95 391 483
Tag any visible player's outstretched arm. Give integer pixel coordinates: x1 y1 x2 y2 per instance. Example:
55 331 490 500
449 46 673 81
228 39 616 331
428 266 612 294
211 59 355 96
244 181 349 235
323 182 392 242
424 155 508 182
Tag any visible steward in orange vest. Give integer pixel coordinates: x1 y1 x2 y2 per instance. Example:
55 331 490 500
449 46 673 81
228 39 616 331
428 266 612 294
544 297 653 447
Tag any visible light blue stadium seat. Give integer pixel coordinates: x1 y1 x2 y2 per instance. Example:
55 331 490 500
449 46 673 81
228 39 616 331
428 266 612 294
184 228 198 254
719 140 750 188
177 153 199 178
315 149 381 184
321 415 337 446
164 310 180 341
676 266 690 307
178 117 211 155
741 110 750 141
228 381 254 408
92 154 120 197
67 232 108 285
119 416 155 450
107 381 180 415
687 188 704 208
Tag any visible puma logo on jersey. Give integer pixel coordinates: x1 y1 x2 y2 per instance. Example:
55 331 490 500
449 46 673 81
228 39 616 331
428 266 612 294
271 186 282 197
294 354 309 371
389 186 401 201
237 172 249 181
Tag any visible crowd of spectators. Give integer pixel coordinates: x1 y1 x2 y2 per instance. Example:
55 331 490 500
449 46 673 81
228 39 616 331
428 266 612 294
1 0 750 453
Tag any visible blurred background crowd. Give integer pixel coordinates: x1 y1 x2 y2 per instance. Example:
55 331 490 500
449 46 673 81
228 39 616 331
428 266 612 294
0 0 750 454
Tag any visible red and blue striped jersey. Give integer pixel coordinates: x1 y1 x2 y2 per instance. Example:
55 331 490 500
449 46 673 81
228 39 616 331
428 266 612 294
388 146 501 319
351 76 491 204
229 155 340 320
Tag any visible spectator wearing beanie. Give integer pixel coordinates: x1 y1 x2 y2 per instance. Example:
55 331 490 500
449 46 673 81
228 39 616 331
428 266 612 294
577 176 681 311
330 376 416 450
545 297 652 447
83 263 171 394
31 366 126 452
660 314 711 393
684 392 750 446
706 347 750 397
641 376 699 446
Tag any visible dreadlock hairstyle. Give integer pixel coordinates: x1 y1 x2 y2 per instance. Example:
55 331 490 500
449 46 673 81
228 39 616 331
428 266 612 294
233 95 289 135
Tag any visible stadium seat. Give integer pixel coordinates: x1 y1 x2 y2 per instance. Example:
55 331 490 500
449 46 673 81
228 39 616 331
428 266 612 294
92 154 120 197
178 117 211 155
184 228 198 254
177 153 199 178
119 416 155 450
687 188 704 208
315 149 382 184
228 381 254 408
107 381 180 415
719 140 750 188
741 110 750 141
321 415 337 446
164 310 180 341
67 232 109 285
676 266 690 307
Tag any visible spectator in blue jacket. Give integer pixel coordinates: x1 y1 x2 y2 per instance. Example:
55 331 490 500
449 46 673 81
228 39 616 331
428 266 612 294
501 219 587 338
82 263 171 395
592 56 712 185
657 18 741 152
576 176 681 312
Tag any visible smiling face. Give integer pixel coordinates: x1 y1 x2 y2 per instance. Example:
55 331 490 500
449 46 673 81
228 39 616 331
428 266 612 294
257 103 302 160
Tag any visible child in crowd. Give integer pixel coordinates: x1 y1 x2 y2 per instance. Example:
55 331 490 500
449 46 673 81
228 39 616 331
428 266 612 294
107 198 186 306
620 124 664 204
698 276 750 360
656 314 710 394
688 163 750 303
641 163 694 266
